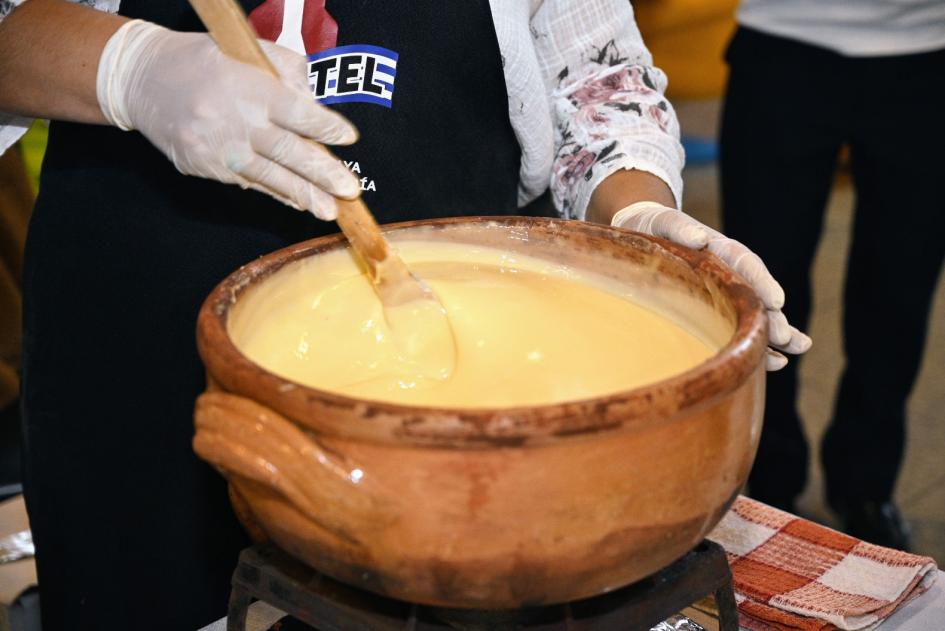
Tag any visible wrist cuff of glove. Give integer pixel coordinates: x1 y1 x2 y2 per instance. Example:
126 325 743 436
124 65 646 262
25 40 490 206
96 19 166 131
610 201 675 228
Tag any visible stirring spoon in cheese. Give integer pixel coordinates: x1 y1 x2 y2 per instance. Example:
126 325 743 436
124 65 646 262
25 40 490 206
370 253 457 382
335 199 457 382
185 0 458 381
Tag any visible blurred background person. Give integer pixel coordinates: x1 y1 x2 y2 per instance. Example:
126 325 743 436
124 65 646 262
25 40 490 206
719 0 945 549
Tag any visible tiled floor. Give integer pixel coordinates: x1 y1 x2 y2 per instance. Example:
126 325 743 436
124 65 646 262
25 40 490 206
677 100 945 564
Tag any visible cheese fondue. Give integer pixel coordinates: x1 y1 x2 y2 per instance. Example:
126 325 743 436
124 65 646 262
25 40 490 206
229 241 716 407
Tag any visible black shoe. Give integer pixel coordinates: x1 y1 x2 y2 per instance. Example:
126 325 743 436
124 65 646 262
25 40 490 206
830 500 912 551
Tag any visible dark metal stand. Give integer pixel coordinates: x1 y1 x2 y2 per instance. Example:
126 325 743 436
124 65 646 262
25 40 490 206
227 541 738 631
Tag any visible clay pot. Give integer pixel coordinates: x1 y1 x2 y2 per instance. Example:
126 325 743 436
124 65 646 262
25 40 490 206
193 217 767 609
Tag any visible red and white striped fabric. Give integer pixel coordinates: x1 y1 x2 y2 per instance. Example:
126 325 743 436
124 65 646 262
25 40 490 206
708 497 938 631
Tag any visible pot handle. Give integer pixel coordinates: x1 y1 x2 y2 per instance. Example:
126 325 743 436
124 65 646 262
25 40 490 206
193 391 380 538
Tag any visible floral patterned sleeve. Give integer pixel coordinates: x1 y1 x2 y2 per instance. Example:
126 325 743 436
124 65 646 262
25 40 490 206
530 0 685 220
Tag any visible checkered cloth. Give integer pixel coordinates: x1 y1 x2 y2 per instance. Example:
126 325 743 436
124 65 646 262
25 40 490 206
707 497 938 631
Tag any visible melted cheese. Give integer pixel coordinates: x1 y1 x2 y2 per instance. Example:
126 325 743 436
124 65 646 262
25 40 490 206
229 241 716 407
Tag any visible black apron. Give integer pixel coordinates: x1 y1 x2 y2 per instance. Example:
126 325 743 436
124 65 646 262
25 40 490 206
21 2 529 628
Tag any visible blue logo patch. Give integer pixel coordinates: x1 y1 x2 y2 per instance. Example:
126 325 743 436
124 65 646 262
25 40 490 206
307 44 398 108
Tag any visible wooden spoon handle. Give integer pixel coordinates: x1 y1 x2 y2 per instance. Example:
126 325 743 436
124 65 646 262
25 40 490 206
189 0 278 75
336 198 421 300
335 197 393 283
189 0 391 284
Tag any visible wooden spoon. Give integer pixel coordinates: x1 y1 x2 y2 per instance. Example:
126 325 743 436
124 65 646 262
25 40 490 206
189 0 456 380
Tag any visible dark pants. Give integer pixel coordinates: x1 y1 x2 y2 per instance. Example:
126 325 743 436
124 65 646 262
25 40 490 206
720 27 945 506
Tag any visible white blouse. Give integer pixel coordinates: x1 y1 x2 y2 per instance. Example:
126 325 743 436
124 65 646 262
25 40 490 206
0 0 684 219
738 0 945 57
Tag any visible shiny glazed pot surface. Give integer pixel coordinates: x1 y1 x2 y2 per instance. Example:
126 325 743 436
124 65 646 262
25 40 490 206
193 217 767 608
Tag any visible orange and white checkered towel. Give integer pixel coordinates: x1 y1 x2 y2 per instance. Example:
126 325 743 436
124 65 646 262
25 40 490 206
707 497 938 631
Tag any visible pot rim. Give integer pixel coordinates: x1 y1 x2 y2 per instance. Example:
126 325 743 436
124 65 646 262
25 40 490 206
196 216 767 448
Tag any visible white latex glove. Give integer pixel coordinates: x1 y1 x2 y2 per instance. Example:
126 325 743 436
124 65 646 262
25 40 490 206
612 201 812 371
96 20 358 220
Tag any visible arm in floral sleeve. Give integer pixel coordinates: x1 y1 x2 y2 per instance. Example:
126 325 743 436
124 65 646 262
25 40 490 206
530 0 685 219
529 0 811 369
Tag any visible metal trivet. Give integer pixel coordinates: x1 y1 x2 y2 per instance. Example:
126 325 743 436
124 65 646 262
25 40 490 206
227 541 738 631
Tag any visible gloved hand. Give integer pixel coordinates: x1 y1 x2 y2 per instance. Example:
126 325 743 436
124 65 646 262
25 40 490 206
96 20 358 220
612 201 811 370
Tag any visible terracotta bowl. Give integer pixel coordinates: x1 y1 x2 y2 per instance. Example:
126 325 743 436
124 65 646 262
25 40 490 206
193 216 767 609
